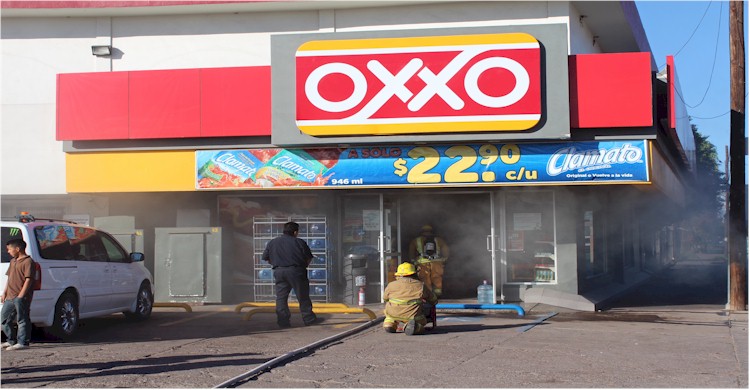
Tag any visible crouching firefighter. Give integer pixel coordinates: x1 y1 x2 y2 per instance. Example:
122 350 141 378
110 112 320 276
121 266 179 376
383 262 438 335
408 224 450 297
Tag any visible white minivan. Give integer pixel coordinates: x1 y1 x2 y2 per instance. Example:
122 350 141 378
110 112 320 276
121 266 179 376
1 214 154 338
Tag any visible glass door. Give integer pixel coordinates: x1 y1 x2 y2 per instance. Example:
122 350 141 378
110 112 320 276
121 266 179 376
380 195 401 302
340 193 399 304
491 192 503 302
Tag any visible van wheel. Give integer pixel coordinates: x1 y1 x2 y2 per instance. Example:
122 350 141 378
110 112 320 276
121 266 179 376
51 292 79 339
124 283 153 321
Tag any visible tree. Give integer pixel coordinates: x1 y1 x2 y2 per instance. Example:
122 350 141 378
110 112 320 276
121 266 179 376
684 123 726 251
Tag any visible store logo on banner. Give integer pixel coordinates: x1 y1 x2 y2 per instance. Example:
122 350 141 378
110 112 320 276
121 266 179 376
295 33 542 136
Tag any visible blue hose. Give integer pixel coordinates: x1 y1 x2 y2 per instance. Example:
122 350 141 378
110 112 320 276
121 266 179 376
435 303 525 316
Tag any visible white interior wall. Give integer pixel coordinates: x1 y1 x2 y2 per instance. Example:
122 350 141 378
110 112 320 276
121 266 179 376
568 3 602 54
111 11 320 70
2 17 101 195
334 1 568 32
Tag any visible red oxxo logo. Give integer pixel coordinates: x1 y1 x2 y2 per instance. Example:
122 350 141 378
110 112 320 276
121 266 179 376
295 33 542 136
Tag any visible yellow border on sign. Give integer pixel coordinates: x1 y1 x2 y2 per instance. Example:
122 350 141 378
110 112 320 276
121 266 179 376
297 33 539 52
66 151 195 193
298 119 539 136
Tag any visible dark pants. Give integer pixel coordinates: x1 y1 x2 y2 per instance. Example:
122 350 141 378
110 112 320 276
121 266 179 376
1 297 32 346
273 267 316 326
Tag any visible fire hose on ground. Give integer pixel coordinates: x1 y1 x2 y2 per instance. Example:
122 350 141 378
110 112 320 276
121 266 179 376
214 314 383 388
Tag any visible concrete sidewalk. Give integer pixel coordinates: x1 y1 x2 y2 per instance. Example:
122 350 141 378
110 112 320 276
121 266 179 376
232 303 746 388
1 255 745 388
234 255 747 388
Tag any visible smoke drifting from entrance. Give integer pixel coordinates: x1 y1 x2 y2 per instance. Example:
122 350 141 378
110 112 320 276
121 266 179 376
399 193 492 298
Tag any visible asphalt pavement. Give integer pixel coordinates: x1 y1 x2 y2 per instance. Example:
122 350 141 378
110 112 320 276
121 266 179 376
236 253 748 388
1 252 747 388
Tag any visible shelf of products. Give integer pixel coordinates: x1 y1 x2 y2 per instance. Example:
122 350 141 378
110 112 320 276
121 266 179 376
533 240 556 282
253 215 329 302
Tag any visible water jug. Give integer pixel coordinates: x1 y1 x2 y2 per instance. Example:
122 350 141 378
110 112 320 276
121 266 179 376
258 269 273 280
313 285 326 296
477 280 494 304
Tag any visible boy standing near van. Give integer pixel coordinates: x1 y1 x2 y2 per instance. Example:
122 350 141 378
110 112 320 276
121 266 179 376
1 239 35 350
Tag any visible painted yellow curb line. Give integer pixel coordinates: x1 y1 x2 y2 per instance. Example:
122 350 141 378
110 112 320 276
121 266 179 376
242 307 377 321
154 302 193 312
234 301 349 313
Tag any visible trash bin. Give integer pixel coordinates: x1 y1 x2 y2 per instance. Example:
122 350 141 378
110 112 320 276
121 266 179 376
344 246 379 305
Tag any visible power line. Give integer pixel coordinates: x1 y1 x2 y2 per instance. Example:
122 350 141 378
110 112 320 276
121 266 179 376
668 1 724 109
656 1 714 69
685 1 724 108
691 111 730 120
689 91 748 120
672 1 715 60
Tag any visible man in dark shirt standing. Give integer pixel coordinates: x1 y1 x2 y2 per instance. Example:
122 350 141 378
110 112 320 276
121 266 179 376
262 221 318 328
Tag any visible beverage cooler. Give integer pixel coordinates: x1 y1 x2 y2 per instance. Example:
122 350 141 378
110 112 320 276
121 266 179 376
253 216 330 302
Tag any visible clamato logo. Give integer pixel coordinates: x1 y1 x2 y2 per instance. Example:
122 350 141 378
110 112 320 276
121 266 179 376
295 33 542 136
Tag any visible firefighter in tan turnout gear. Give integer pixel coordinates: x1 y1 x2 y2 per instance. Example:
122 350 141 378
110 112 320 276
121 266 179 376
382 262 438 335
408 224 450 297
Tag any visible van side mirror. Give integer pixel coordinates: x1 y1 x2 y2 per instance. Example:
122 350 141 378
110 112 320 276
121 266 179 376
130 252 145 262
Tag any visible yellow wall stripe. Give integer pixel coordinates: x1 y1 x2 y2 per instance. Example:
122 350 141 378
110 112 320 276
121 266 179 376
297 33 538 52
299 120 539 136
66 151 195 193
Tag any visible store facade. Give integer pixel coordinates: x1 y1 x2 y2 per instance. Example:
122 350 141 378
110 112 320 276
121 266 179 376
1 1 695 310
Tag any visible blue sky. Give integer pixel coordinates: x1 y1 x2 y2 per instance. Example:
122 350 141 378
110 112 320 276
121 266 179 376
635 1 747 171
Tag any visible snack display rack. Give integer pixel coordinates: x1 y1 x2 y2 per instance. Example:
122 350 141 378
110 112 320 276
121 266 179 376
253 215 329 302
533 241 556 282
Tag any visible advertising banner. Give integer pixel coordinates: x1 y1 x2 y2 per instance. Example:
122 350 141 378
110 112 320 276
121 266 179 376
196 141 649 190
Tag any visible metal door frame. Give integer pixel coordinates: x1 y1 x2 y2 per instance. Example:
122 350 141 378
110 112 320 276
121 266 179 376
380 190 498 302
340 190 498 302
378 194 401 302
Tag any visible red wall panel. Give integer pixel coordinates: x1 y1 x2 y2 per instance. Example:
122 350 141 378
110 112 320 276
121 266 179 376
57 72 129 140
569 52 653 128
201 67 271 137
57 66 272 141
129 68 201 139
667 56 676 129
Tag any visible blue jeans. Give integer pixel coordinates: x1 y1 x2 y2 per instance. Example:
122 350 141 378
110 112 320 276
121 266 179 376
1 297 32 346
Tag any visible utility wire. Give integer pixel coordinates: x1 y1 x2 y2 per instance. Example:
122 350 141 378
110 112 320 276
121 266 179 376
656 1 714 69
691 111 730 120
685 1 723 108
689 91 748 120
670 1 723 109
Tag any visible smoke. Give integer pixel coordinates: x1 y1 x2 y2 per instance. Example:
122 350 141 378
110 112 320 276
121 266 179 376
399 193 492 298
91 184 688 305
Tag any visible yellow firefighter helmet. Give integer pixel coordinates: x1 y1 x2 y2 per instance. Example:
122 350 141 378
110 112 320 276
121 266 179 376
395 262 416 276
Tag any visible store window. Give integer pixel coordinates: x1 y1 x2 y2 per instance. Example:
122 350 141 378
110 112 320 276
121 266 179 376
623 219 635 269
583 210 607 278
505 191 556 283
216 194 335 302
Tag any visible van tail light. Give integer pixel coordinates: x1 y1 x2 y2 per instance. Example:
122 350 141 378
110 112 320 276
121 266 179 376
33 262 42 291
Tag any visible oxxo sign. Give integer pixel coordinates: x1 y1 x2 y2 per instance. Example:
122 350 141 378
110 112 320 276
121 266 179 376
295 33 542 136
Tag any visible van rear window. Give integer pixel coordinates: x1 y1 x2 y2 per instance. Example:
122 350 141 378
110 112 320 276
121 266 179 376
1 226 25 263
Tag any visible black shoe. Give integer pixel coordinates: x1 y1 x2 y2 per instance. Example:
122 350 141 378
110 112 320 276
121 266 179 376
404 320 416 336
304 317 324 326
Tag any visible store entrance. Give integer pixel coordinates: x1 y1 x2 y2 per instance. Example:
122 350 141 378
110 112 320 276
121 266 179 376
397 192 493 299
340 191 496 303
